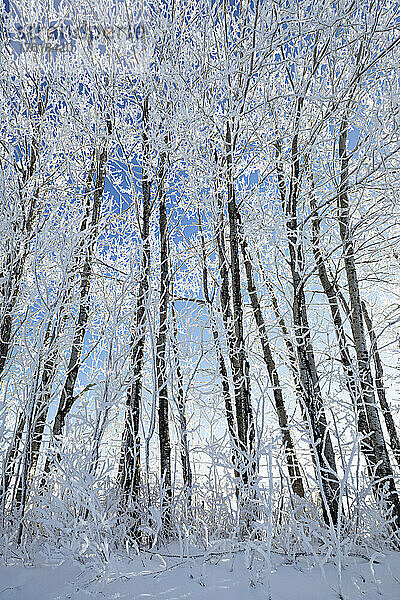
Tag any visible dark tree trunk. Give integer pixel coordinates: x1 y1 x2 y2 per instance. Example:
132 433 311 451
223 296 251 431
51 147 107 442
259 263 307 419
225 124 255 491
0 90 47 379
310 185 357 401
361 302 400 470
198 208 239 486
0 411 25 510
156 149 172 535
239 221 305 498
36 144 108 496
118 98 151 513
0 251 26 378
276 102 340 525
171 299 192 510
26 319 61 483
338 115 400 530
309 180 385 488
15 366 43 542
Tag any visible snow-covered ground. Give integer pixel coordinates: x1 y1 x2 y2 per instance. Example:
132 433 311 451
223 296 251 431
1 548 399 600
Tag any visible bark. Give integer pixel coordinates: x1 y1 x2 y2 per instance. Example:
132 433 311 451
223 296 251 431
27 144 104 490
239 221 305 498
0 411 25 510
258 262 306 413
258 262 314 491
51 146 107 442
309 180 387 489
309 184 358 403
0 250 26 377
35 139 108 499
118 98 151 510
171 299 192 509
276 103 340 525
263 275 304 401
215 183 254 491
15 365 43 542
215 185 235 369
156 149 172 534
198 209 239 485
225 123 255 487
27 320 60 482
338 115 400 530
361 302 400 470
35 159 101 486
0 90 47 379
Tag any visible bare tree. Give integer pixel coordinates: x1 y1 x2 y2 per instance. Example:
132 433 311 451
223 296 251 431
337 114 400 529
118 97 151 517
362 302 400 470
239 219 305 499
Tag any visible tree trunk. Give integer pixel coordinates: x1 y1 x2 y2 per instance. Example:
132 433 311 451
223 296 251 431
338 115 400 530
15 366 42 541
239 220 305 498
276 106 340 525
309 180 387 487
156 149 172 535
37 144 108 494
26 319 61 483
361 302 400 470
51 147 107 442
0 90 47 379
198 208 239 488
118 98 151 514
171 299 192 510
225 124 255 491
310 186 357 398
0 411 25 511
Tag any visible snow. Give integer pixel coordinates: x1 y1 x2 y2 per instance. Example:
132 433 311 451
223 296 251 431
0 549 399 600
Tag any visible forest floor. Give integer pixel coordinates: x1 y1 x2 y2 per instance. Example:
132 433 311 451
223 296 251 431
0 545 399 600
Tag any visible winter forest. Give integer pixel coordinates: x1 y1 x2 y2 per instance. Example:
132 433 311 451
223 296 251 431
1 1 400 598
